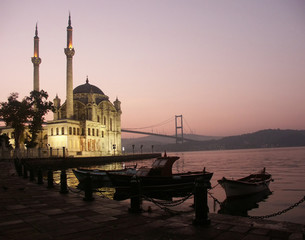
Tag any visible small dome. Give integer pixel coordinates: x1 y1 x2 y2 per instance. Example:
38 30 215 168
73 77 104 95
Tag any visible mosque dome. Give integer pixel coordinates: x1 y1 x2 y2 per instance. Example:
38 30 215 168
73 77 104 95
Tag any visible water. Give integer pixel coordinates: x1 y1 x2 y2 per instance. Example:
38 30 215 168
57 147 305 225
171 147 305 225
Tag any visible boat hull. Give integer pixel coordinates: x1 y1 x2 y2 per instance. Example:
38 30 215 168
218 169 273 198
107 171 213 187
218 178 272 198
73 168 137 187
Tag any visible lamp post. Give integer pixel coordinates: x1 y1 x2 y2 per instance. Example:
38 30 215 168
132 144 135 155
140 145 143 154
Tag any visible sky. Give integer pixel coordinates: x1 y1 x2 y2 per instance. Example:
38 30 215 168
1 0 305 137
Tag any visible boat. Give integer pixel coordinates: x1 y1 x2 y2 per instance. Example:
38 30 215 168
106 154 213 189
217 168 273 198
72 165 137 187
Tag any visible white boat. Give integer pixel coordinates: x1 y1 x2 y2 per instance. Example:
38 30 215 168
218 168 273 198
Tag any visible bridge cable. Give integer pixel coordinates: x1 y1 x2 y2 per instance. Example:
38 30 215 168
124 117 174 130
182 116 194 134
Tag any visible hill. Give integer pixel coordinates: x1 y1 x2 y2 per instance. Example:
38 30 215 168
121 134 220 153
122 129 305 153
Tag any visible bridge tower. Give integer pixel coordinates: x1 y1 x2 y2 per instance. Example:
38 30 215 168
175 115 184 144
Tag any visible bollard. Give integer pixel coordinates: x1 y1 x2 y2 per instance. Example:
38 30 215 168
49 147 53 157
83 173 94 201
128 175 142 213
23 164 28 179
29 168 35 181
193 176 211 226
60 170 68 194
17 162 22 176
47 170 54 188
37 168 44 185
13 158 18 173
63 147 66 158
14 159 22 176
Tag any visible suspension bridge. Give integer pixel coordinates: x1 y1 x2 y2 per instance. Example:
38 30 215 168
121 115 195 143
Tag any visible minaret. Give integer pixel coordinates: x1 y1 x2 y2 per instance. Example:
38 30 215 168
64 13 75 119
53 94 61 120
31 23 41 91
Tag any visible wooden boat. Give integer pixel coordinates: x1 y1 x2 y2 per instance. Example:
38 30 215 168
106 154 213 188
72 166 137 187
218 168 273 198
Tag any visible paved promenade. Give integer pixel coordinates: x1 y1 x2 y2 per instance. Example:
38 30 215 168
0 159 304 240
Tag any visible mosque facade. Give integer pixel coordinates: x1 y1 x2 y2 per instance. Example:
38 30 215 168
1 15 122 157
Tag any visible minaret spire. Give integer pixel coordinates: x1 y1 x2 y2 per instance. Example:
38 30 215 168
68 12 71 27
35 23 38 37
31 23 41 92
67 12 73 48
64 13 75 119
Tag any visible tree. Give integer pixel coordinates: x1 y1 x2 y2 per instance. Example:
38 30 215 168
0 134 12 150
0 93 32 149
0 90 54 150
25 90 54 148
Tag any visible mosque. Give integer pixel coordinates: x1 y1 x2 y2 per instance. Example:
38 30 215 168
1 15 122 157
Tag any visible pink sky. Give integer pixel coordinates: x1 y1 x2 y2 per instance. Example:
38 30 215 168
1 0 305 137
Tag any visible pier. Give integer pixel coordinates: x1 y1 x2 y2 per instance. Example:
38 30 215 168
1 159 304 240
19 153 162 171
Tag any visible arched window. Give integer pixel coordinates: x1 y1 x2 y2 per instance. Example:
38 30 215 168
104 116 106 125
69 127 72 135
102 131 104 138
110 118 113 131
62 127 65 135
77 128 80 135
56 128 59 135
96 129 99 136
97 115 100 122
92 129 95 136
88 128 91 136
51 128 53 136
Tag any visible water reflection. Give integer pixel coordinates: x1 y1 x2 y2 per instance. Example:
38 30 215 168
218 189 272 217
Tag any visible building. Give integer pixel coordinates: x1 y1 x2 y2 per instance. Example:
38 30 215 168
0 15 122 157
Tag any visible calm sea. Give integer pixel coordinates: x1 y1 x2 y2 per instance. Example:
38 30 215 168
59 147 305 225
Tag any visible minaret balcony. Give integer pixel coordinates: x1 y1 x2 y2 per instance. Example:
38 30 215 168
31 57 41 65
64 48 75 58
